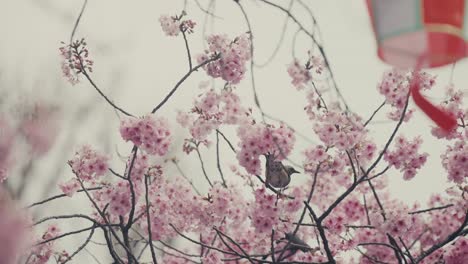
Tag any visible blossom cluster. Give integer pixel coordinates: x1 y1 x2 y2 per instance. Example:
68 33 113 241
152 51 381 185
421 191 467 247
312 109 367 151
177 88 247 141
0 102 60 182
442 237 468 263
237 121 295 175
159 13 196 36
287 51 324 90
303 145 351 187
139 179 250 241
19 104 59 155
0 117 14 182
197 33 252 84
120 115 172 156
0 190 29 264
29 224 65 264
378 69 435 121
441 137 468 184
384 136 428 180
68 144 109 181
317 195 366 235
59 38 94 85
432 84 466 139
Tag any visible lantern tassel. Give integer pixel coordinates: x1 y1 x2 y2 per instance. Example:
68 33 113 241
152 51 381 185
410 75 457 132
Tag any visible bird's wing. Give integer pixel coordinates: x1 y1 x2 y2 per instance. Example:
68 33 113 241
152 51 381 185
265 154 271 183
286 234 312 252
266 155 289 187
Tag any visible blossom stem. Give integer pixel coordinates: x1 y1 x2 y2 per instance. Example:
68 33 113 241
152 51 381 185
145 174 158 264
151 54 220 114
181 30 192 70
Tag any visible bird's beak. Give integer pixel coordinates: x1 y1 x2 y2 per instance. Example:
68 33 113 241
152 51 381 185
292 168 300 174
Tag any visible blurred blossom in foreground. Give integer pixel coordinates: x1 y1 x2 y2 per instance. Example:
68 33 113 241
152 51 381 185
0 188 30 264
0 116 15 182
19 103 60 156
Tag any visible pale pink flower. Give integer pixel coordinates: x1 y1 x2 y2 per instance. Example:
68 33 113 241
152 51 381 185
58 178 81 197
378 69 435 122
68 145 109 181
120 115 172 156
237 122 295 175
59 38 93 85
287 59 311 90
441 138 468 184
0 117 15 182
159 15 182 36
19 104 59 156
384 136 428 180
0 190 29 264
197 33 252 84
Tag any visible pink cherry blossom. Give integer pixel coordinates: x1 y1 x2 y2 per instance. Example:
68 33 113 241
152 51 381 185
441 137 468 184
287 52 324 90
287 59 311 90
378 69 435 122
159 12 196 37
443 237 468 263
202 250 224 264
19 103 59 156
159 15 182 36
29 224 62 264
0 117 15 182
237 122 295 175
0 190 29 264
432 84 466 139
68 144 109 181
384 135 428 180
120 114 172 156
197 33 252 84
178 88 247 141
58 178 81 197
312 108 366 150
59 38 94 85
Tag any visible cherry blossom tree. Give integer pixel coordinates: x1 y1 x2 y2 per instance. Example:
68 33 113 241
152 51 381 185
1 1 467 263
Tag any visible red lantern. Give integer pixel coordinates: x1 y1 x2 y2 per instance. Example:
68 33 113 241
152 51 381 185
366 0 463 131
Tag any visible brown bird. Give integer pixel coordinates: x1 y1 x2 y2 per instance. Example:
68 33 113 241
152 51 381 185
284 233 314 253
265 154 299 188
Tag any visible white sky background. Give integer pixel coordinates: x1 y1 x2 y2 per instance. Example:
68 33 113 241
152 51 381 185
1 0 467 262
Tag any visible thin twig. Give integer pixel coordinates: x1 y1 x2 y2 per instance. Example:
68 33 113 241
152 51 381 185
258 0 350 111
216 129 237 153
151 54 220 114
70 0 88 44
80 69 134 116
62 225 96 263
319 93 411 222
73 172 138 263
364 101 386 127
399 237 415 264
304 202 335 264
367 178 386 221
181 30 192 70
414 211 468 263
171 158 201 195
27 187 103 209
408 204 454 215
216 131 227 187
254 0 294 68
145 174 158 264
195 146 213 187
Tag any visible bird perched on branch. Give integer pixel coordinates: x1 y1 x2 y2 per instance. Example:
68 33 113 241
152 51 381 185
284 233 315 253
265 154 299 188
